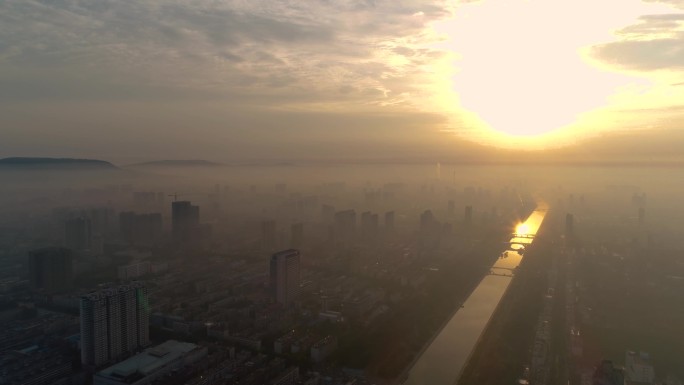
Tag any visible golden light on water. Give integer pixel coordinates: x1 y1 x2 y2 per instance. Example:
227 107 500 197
511 203 548 243
515 223 530 236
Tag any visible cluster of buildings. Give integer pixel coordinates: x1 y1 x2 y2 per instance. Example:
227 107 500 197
0 179 531 385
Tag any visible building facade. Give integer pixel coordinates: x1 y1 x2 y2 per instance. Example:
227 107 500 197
80 282 150 368
270 249 301 306
171 201 199 243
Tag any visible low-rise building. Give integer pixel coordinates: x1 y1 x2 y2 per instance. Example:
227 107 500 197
93 340 207 385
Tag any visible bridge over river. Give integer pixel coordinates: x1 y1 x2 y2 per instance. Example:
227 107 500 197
401 204 548 385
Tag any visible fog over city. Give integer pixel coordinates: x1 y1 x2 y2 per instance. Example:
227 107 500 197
1 159 683 384
3 1 684 385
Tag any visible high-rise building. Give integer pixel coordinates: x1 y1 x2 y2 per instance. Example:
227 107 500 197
447 200 455 216
361 211 371 229
80 282 150 368
65 217 92 251
565 213 574 235
638 207 646 226
420 210 436 233
171 201 199 243
270 249 301 306
28 247 73 293
290 223 304 249
464 205 473 227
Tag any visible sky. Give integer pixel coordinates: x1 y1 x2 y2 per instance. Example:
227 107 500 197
1 0 684 163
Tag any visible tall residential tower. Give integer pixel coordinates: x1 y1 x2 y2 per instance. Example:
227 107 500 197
80 282 150 368
269 249 301 306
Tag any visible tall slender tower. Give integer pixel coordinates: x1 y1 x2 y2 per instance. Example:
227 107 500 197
565 213 574 235
80 282 149 368
269 249 301 306
464 205 473 227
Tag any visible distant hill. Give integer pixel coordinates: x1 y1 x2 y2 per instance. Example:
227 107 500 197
0 157 117 169
126 160 223 167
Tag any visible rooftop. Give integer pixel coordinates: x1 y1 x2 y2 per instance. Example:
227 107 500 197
96 340 199 382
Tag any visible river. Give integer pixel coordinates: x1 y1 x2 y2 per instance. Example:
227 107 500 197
402 204 548 385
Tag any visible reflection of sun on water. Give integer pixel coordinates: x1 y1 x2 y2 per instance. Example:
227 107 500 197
515 223 530 236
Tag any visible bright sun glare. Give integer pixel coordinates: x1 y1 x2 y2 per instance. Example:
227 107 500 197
515 223 530 236
433 0 672 142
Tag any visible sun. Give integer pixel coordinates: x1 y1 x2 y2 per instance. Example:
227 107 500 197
431 0 668 142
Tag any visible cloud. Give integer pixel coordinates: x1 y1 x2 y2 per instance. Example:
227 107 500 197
591 12 684 71
0 0 454 107
644 0 684 8
0 0 473 160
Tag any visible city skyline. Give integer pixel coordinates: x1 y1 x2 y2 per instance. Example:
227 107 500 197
1 2 684 384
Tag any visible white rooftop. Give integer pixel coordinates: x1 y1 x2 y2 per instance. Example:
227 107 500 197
97 340 198 380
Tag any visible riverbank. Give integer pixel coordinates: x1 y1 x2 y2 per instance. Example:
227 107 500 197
393 270 488 384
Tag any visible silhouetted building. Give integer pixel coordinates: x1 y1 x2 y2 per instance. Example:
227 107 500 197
28 247 73 293
65 217 92 251
291 223 304 249
384 211 395 232
464 205 473 227
566 213 574 235
120 212 162 245
261 220 277 249
270 249 301 306
171 201 199 243
447 200 455 216
420 210 436 233
638 207 646 226
80 282 150 368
